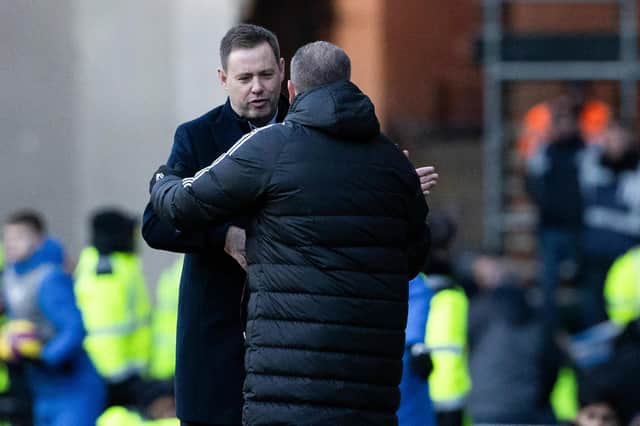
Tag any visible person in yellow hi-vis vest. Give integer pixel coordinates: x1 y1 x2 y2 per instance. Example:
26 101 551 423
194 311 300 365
148 256 182 381
425 279 470 426
604 246 640 326
423 212 471 426
74 209 151 407
98 406 179 426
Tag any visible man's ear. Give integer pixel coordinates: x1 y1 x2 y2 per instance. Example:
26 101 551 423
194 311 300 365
279 57 285 80
218 68 228 89
287 80 296 104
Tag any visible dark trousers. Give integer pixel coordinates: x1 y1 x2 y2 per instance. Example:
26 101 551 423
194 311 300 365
181 422 241 426
578 260 611 329
538 228 579 327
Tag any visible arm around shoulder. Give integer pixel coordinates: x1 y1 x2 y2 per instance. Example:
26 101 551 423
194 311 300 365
150 127 283 231
143 123 234 252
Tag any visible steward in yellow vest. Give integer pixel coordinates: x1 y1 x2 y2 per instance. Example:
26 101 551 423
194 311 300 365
148 256 182 381
74 209 151 406
422 211 470 426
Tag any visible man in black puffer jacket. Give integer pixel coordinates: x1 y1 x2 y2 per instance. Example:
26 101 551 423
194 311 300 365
150 41 430 426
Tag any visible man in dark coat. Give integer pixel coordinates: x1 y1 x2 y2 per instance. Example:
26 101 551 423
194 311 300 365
150 41 430 426
142 24 288 425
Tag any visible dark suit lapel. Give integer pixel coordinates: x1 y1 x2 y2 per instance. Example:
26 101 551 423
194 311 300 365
209 98 251 156
210 96 290 156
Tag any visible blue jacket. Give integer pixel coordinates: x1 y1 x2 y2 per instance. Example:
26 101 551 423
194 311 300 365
6 239 104 398
398 274 436 426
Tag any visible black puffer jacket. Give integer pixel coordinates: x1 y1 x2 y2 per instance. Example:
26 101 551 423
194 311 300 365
151 80 429 425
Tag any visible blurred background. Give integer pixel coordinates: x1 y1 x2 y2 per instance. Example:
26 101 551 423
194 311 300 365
3 0 639 283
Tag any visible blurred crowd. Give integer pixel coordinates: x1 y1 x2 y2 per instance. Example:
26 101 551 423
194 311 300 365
0 209 181 425
398 85 640 426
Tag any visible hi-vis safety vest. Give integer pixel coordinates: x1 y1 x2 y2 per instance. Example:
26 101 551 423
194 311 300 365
97 406 179 426
517 100 611 160
148 257 182 380
74 247 151 382
423 273 471 411
604 246 640 326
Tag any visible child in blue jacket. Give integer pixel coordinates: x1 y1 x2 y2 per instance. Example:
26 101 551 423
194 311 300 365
2 211 105 426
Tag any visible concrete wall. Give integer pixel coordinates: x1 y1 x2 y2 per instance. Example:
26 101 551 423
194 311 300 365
1 1 241 284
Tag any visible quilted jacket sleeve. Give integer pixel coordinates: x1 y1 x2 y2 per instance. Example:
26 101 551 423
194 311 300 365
151 126 284 231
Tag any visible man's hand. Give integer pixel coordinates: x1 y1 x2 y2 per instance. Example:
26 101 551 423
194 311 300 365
416 166 438 195
403 150 439 195
224 225 247 270
149 165 177 194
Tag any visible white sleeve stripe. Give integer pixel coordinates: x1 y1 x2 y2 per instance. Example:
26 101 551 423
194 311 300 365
181 123 281 188
228 123 278 156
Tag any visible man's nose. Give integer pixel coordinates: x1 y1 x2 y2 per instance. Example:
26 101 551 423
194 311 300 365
250 77 264 93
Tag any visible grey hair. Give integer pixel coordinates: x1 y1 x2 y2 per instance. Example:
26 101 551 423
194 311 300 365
290 41 351 94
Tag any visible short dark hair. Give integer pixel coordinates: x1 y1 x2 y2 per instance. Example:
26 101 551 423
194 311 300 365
220 24 280 71
6 210 46 235
290 41 351 94
91 208 137 255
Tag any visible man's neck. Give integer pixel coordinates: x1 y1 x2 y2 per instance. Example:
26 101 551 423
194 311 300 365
249 108 278 129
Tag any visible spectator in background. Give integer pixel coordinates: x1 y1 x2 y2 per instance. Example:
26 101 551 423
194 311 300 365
517 82 610 161
575 390 621 426
526 96 584 327
397 272 436 426
1 210 105 426
97 404 179 426
578 122 640 327
467 255 559 424
0 240 31 426
74 209 151 408
571 316 640 424
148 256 182 383
422 212 470 426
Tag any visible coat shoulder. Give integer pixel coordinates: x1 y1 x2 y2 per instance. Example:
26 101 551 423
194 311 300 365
177 105 224 137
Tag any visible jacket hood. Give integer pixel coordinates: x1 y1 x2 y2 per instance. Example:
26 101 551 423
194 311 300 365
12 237 65 274
286 80 380 141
